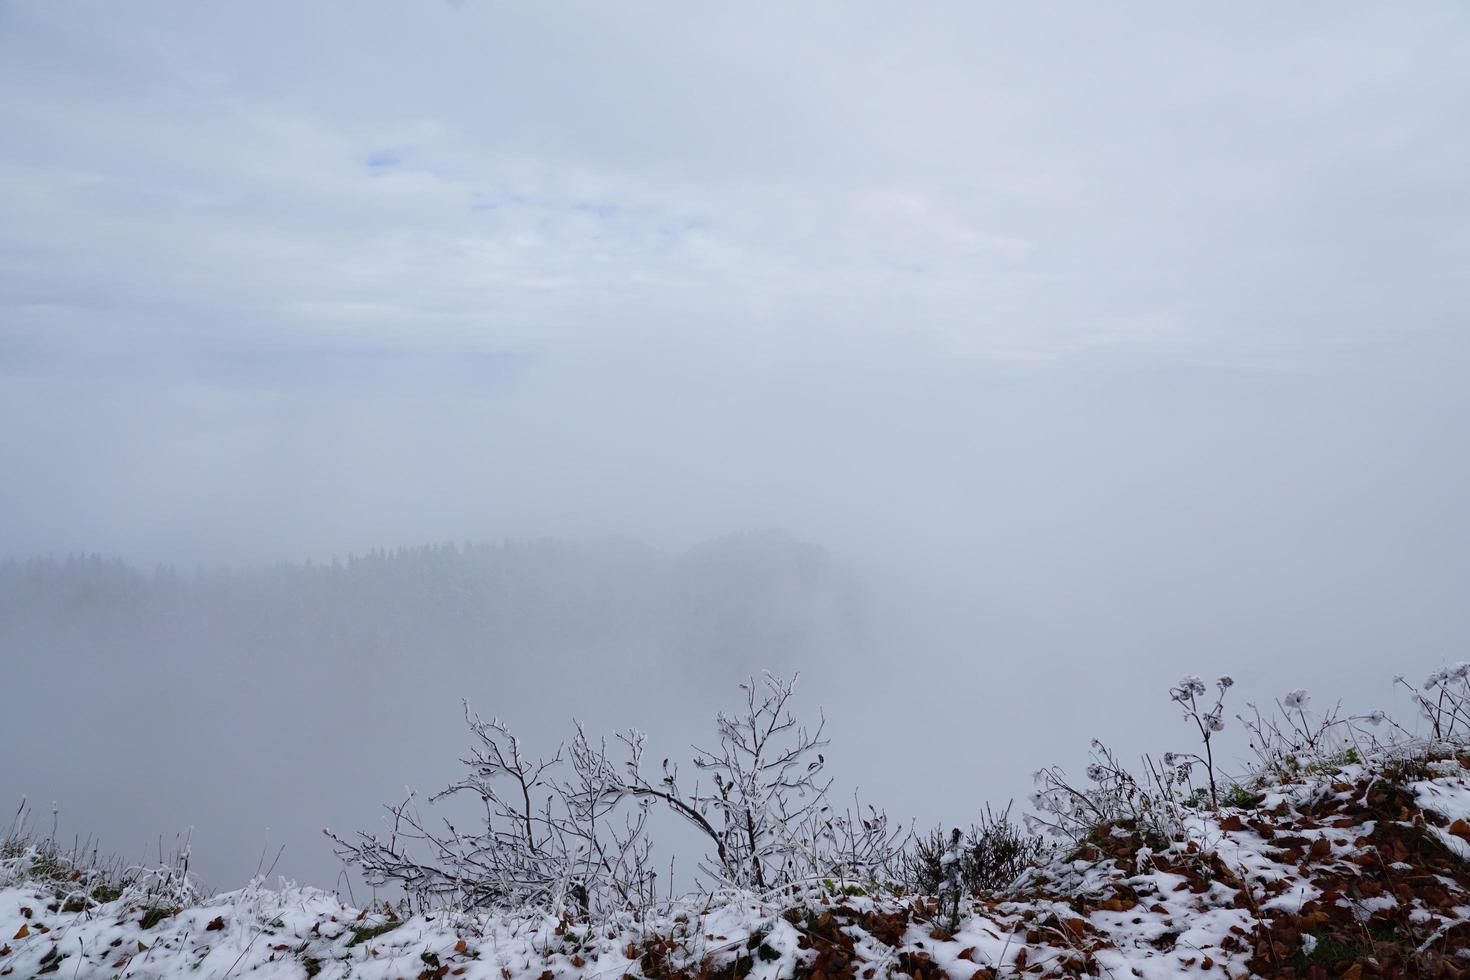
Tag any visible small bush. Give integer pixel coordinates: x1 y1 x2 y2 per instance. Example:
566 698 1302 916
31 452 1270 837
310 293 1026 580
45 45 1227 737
905 803 1050 897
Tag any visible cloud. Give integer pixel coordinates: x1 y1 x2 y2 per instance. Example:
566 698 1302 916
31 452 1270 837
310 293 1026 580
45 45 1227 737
1 2 1470 897
0 2 1464 565
3 2 1463 386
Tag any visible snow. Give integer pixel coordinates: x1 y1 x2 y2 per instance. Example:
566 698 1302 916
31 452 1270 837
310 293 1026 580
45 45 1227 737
11 761 1470 978
1413 773 1470 824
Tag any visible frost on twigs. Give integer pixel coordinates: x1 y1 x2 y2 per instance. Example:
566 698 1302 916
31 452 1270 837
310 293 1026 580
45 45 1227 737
325 707 658 916
905 804 1050 931
23 666 1470 978
1236 681 1405 787
328 673 907 917
1028 669 1416 848
1 799 203 922
1397 662 1470 743
1027 675 1241 847
1168 675 1231 808
1026 739 1196 845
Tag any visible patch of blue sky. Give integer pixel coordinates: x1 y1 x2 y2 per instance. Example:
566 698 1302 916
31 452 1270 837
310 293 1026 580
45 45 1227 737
657 219 704 242
363 149 406 175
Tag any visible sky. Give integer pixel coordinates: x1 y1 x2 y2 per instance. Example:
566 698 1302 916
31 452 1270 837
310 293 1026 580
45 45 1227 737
2 1 1470 887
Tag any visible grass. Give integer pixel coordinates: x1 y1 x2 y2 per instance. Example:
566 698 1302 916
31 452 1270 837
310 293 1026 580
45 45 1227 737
2 809 202 935
1219 783 1264 809
1303 932 1372 968
345 919 403 947
138 906 180 930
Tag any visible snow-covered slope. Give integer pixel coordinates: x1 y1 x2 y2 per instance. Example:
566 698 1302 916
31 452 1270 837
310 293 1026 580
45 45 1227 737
7 758 1470 979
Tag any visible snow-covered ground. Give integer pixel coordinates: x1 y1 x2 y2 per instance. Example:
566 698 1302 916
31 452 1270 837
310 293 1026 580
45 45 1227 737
8 759 1470 979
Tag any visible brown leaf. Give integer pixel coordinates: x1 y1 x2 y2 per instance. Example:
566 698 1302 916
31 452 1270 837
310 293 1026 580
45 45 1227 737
10 925 26 941
18 908 31 920
454 939 467 954
957 947 977 962
206 916 226 932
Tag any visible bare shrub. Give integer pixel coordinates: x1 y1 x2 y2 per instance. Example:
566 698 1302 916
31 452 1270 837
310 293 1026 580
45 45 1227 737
1237 687 1399 786
1395 664 1470 742
906 803 1050 897
326 710 655 915
1027 740 1195 844
329 673 905 917
595 672 835 891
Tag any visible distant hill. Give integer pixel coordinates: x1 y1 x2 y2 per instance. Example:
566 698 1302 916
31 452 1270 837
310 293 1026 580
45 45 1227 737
0 532 869 888
0 531 865 673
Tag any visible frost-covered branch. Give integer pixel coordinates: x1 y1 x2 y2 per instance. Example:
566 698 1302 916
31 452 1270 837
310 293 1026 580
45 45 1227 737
328 674 903 916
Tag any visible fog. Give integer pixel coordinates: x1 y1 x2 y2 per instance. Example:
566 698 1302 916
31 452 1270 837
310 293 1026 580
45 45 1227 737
2 3 1469 891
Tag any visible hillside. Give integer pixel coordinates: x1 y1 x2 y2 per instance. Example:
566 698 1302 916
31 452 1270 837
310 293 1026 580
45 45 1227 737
8 678 1470 978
